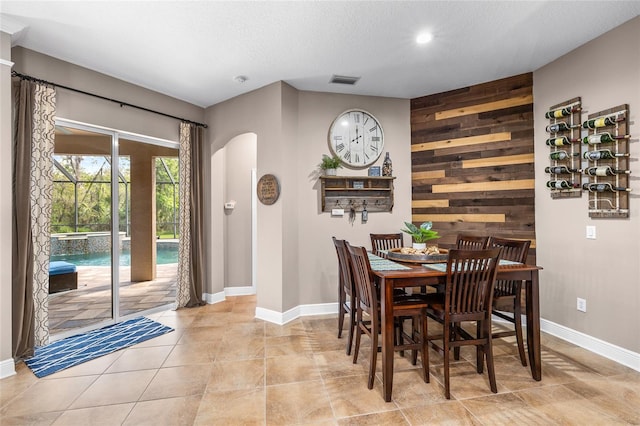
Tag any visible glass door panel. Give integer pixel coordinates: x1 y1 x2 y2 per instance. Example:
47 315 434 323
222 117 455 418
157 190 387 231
49 125 114 335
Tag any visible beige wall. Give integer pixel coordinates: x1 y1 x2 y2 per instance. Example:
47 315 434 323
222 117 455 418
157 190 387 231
1 32 14 374
205 82 411 313
533 16 640 353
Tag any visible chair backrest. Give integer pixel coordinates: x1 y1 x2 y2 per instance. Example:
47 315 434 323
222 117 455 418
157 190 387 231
488 237 531 295
488 237 530 264
455 234 490 250
332 237 354 297
444 248 502 322
346 242 379 320
370 233 404 254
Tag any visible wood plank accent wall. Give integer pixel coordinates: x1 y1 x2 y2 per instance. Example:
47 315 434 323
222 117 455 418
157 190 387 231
410 73 536 259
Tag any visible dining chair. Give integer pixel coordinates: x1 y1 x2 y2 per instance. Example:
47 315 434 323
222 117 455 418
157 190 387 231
488 236 531 366
425 247 502 399
370 233 404 258
346 242 430 391
332 237 356 355
455 234 490 250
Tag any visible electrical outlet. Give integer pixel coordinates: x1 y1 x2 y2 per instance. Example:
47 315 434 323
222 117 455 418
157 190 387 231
586 225 596 239
577 298 587 312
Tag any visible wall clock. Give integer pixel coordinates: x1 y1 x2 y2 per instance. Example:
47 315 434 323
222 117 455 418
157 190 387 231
328 109 384 168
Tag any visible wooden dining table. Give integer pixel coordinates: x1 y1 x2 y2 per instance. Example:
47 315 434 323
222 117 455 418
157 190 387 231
371 259 543 402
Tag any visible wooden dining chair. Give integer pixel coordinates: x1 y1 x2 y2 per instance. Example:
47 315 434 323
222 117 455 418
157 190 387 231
488 236 531 366
370 233 404 258
425 247 502 399
346 242 430 391
455 234 490 250
332 237 356 355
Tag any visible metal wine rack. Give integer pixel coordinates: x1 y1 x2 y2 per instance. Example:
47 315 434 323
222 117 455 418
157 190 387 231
582 104 631 218
545 98 582 199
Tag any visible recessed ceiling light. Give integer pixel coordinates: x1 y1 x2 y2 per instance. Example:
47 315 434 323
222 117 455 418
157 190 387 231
416 32 433 44
234 75 248 83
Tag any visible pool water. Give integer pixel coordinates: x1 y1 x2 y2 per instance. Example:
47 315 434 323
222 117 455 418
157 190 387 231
51 245 178 267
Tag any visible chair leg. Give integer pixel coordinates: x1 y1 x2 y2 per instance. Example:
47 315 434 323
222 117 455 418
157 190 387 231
421 311 429 383
346 303 356 356
368 328 378 390
338 288 346 338
485 331 497 394
443 323 451 400
514 299 528 367
476 321 484 374
353 321 362 364
453 322 461 360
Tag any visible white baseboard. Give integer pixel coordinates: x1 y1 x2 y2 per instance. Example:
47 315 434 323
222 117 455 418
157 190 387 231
0 358 16 379
256 303 338 325
540 318 640 372
202 286 255 305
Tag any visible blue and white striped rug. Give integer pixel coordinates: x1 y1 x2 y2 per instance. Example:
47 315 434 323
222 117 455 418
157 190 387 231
25 317 173 378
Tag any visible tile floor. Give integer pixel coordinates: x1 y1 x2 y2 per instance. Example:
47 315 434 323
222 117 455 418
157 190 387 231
1 295 639 425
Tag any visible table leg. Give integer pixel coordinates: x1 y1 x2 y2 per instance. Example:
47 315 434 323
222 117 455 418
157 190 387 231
380 276 395 402
525 271 542 380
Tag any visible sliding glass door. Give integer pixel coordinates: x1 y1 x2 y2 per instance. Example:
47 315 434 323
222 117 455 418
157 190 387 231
49 119 179 338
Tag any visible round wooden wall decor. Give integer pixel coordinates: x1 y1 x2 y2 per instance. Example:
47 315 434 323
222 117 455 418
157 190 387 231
257 174 280 205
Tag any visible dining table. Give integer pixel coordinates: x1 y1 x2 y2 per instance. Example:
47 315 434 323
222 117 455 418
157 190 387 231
369 253 543 402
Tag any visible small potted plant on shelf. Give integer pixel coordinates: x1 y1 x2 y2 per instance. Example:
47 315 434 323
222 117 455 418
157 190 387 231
401 221 440 250
319 154 342 176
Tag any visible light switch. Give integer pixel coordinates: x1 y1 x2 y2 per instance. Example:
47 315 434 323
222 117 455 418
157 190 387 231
586 225 596 239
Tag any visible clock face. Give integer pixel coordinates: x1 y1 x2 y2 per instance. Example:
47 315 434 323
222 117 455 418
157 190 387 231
328 109 384 168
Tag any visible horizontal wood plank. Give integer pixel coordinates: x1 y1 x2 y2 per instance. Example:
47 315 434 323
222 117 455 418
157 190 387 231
435 94 533 120
462 153 534 169
413 213 505 223
432 179 535 193
411 170 446 180
411 132 511 153
411 199 449 208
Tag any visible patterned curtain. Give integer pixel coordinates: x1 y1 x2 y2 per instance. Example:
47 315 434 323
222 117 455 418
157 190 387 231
12 78 56 358
175 122 206 308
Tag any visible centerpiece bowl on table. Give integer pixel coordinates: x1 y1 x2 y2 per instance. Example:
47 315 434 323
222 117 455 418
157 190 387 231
385 246 449 264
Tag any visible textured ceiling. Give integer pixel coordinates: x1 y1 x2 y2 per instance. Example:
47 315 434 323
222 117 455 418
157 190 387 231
1 1 639 108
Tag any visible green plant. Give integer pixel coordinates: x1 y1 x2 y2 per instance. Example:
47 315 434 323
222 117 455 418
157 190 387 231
319 154 343 170
401 221 440 243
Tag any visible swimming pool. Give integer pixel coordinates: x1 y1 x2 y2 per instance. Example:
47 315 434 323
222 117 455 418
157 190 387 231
50 245 178 267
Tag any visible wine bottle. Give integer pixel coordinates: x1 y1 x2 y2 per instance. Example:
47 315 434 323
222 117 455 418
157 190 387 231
545 106 579 119
582 116 623 129
545 166 580 174
582 132 630 145
382 152 393 177
584 166 630 177
583 149 629 160
545 136 580 146
546 180 579 189
582 182 631 192
546 122 579 133
550 150 579 160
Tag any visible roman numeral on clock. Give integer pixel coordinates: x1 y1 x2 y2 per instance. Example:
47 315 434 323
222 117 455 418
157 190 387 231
336 143 345 152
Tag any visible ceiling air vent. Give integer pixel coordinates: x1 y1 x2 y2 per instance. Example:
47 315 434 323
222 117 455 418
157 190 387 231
330 75 360 85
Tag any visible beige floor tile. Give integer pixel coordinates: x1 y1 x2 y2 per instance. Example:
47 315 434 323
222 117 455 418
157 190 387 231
216 335 265 361
0 411 61 425
323 375 396 418
195 388 265 425
141 364 213 400
337 409 409 425
162 341 219 367
69 370 156 409
308 330 352 353
124 395 202 426
460 392 556 425
177 325 227 344
266 353 321 385
266 381 335 425
514 384 626 425
313 349 369 380
52 402 134 425
429 360 508 400
385 368 448 408
265 334 313 357
0 363 40 407
0 375 97 417
265 319 309 337
564 377 640 424
209 358 265 391
104 345 173 373
402 400 482 425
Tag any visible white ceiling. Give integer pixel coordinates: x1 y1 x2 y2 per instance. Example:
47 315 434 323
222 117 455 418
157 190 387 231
2 1 639 108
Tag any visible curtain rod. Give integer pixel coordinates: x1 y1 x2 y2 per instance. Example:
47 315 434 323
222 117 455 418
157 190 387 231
11 70 208 129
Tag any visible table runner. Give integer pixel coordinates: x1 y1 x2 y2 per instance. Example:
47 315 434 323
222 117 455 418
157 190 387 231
367 252 411 271
424 259 522 272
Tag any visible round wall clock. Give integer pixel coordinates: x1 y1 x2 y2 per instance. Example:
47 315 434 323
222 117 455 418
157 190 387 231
328 109 384 168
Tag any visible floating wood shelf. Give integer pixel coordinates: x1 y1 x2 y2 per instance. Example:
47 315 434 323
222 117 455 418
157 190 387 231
320 176 395 212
